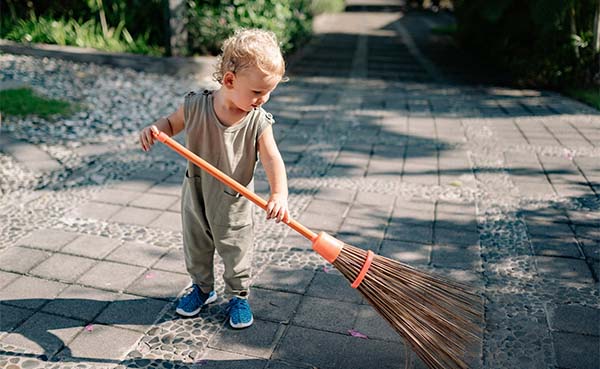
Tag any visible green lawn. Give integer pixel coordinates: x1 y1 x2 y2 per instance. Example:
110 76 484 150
566 88 600 111
0 87 76 118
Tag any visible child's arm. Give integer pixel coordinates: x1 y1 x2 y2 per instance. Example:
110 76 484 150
140 105 185 151
258 125 289 223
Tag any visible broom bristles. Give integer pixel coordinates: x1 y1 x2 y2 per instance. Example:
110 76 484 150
333 244 483 369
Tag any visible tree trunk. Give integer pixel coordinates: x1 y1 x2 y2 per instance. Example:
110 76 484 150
570 3 579 59
163 0 188 57
594 0 600 53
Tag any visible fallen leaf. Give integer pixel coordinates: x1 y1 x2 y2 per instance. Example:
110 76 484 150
449 180 462 187
348 329 368 339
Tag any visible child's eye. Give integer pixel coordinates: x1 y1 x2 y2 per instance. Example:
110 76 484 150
253 90 262 95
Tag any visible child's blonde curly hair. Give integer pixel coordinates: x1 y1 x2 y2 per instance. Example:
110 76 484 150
213 29 286 83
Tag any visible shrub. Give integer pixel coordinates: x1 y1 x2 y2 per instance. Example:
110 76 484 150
453 0 599 88
187 0 313 56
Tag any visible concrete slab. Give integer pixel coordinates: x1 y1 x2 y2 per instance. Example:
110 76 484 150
0 276 67 310
41 284 118 322
553 331 599 369
272 325 347 369
94 294 169 333
61 234 120 259
29 253 96 283
1 311 83 358
110 206 162 226
305 270 363 304
253 266 315 295
125 269 189 300
105 241 168 267
208 319 283 359
56 323 142 361
250 288 302 324
77 261 146 292
547 304 600 336
15 229 79 252
292 296 360 334
0 246 52 274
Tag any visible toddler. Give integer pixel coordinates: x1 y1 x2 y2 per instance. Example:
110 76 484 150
139 29 289 328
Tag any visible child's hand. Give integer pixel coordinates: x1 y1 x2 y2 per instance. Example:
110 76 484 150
266 193 289 223
139 125 157 152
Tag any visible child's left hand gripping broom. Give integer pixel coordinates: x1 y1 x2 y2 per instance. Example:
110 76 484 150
151 127 482 369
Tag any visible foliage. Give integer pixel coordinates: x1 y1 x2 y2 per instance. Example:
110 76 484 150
1 16 163 55
0 88 76 119
0 0 165 55
453 0 599 88
187 0 313 56
310 0 346 14
566 88 600 110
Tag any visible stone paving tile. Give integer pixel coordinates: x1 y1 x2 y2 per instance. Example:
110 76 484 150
0 304 35 333
0 246 51 274
61 234 121 259
552 331 599 369
152 247 186 273
199 348 268 369
56 323 142 361
129 193 179 210
105 241 168 267
41 284 118 322
14 229 79 252
530 236 583 258
29 253 96 283
272 325 348 369
0 311 84 357
208 319 283 359
110 206 163 226
94 294 169 333
534 256 594 283
94 188 141 206
353 304 402 342
305 270 363 304
380 239 430 266
250 288 302 324
77 261 146 292
148 211 182 232
547 304 600 336
0 271 19 291
0 276 68 310
125 269 189 300
67 201 122 221
253 266 315 295
292 296 360 334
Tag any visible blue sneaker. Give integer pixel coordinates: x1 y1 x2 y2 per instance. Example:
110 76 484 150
227 297 254 329
176 284 217 317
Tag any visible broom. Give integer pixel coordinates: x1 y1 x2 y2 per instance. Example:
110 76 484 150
150 127 482 369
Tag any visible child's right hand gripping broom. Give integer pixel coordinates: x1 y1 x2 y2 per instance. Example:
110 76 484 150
151 127 482 369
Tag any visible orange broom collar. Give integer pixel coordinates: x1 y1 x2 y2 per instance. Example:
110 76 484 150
351 250 374 288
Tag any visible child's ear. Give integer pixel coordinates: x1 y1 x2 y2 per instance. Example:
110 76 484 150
222 71 235 89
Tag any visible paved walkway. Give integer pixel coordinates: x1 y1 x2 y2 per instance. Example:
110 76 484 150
1 1 599 369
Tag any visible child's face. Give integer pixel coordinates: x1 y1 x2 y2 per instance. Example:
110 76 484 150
227 67 281 112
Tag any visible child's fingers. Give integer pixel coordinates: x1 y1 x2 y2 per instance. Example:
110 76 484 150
266 201 276 219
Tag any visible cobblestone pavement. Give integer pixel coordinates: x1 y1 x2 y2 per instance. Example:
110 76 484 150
1 2 599 369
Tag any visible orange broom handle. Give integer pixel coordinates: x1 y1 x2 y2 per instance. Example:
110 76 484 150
151 127 317 241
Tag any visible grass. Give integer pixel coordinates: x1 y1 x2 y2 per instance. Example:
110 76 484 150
566 88 600 110
0 88 76 119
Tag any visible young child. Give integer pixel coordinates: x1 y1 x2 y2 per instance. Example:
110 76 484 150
139 29 289 329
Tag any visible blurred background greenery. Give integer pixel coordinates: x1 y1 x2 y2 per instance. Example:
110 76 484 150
0 0 598 102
